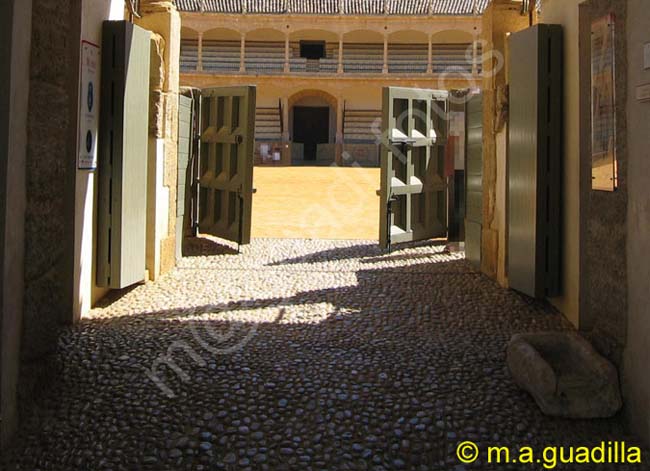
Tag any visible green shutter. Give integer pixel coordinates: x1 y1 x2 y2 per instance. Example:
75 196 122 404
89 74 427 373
97 21 150 288
508 25 563 298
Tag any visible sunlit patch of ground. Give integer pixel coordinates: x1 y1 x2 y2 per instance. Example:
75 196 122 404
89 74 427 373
251 166 380 240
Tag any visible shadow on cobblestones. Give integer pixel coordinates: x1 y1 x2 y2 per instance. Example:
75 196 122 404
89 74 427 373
2 239 648 470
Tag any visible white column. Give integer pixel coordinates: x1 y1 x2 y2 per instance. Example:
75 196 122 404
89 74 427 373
281 96 290 142
383 35 388 74
336 98 344 165
338 36 344 74
197 32 203 72
282 96 290 163
239 33 246 73
336 98 344 144
427 35 432 74
284 34 290 73
472 38 479 75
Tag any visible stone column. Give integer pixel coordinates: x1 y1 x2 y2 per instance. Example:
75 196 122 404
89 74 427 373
240 33 246 73
281 96 290 143
427 35 433 74
284 33 290 73
136 0 182 278
338 36 344 74
197 31 203 72
472 37 479 75
479 0 528 285
382 35 388 74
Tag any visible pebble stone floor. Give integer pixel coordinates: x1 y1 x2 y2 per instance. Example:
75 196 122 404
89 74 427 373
3 238 649 471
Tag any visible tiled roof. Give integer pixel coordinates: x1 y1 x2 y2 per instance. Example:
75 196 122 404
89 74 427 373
175 0 491 15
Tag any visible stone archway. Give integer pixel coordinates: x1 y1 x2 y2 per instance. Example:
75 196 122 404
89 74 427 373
288 89 339 165
288 88 338 109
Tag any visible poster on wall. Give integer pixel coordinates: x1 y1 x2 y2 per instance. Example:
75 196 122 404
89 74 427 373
590 14 618 192
78 40 100 170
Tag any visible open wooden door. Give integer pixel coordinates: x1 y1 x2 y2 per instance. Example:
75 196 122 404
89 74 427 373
378 87 448 251
197 86 256 246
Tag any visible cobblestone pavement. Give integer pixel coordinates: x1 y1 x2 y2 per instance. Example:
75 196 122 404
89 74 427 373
3 238 649 470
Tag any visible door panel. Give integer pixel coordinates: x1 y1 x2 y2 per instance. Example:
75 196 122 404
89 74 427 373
198 86 256 245
464 93 483 267
97 22 150 288
379 87 448 250
508 25 563 298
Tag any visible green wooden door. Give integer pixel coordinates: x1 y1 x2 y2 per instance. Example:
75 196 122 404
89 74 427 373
379 87 448 250
198 86 256 245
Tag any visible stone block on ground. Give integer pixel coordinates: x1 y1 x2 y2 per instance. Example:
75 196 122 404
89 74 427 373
507 332 622 418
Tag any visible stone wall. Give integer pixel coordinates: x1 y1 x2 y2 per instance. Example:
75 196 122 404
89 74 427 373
542 0 648 448
136 0 181 279
5 0 181 445
22 0 79 359
342 144 380 167
577 0 628 361
624 0 650 447
480 0 529 284
18 0 80 425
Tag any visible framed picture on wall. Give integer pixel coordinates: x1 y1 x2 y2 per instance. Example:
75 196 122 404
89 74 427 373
590 13 618 192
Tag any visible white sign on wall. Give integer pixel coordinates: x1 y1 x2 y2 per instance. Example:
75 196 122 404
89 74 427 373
78 40 100 170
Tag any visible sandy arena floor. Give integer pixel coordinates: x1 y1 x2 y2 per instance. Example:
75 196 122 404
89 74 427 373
251 167 380 240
